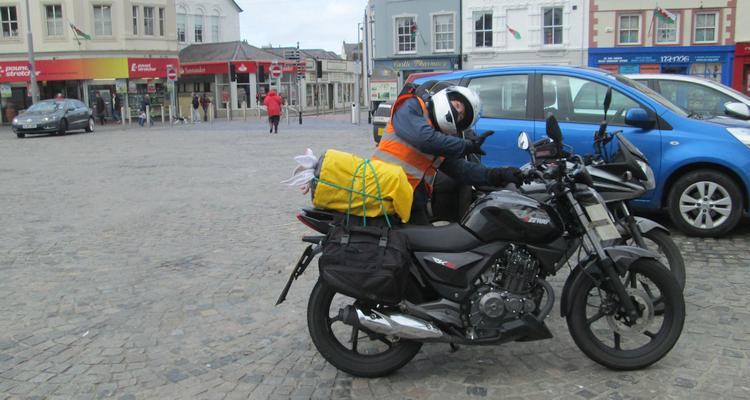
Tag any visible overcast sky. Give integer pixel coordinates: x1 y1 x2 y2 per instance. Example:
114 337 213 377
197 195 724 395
235 0 368 54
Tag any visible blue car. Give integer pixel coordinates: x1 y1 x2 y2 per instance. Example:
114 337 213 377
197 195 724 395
414 66 750 237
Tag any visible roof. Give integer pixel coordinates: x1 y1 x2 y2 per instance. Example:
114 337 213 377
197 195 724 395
342 42 361 61
412 65 616 84
179 41 282 63
229 0 242 12
261 46 342 60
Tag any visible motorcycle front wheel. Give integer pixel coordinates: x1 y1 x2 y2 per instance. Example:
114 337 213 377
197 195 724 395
566 259 685 370
307 280 422 377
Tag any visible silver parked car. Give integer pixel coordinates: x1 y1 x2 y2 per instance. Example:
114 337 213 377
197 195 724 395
12 99 94 138
628 74 750 121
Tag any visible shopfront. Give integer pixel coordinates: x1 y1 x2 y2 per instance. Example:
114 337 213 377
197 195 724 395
588 46 735 86
0 57 179 123
732 43 750 95
371 56 459 104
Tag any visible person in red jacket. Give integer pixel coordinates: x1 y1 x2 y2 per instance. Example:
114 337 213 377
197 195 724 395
263 89 283 134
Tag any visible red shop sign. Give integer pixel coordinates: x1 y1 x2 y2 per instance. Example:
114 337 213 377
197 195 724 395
128 58 179 78
180 62 228 76
0 61 33 83
230 61 258 74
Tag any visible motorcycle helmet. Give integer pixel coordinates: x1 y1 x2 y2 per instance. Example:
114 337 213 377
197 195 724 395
428 86 482 135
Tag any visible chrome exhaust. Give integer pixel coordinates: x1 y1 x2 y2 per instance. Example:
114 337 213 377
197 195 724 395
340 305 446 340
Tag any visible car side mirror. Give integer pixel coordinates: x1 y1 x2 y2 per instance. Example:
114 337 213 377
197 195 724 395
724 102 750 120
624 108 655 129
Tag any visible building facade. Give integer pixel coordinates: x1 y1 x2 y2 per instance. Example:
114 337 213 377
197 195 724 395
462 0 589 69
176 0 242 49
0 0 179 122
365 0 461 103
732 0 749 93
588 0 737 86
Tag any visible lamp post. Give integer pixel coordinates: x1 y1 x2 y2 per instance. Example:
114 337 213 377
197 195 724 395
354 22 362 125
24 0 39 103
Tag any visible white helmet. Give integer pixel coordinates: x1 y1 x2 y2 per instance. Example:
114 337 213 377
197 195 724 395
428 86 482 135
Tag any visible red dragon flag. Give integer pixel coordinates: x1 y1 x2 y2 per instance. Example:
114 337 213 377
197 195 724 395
507 25 521 40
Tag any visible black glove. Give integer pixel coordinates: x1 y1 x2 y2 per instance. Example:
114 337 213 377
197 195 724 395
488 167 524 187
464 130 494 156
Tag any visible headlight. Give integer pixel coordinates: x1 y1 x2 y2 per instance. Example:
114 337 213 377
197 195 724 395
726 127 750 148
12 117 18 124
43 117 50 122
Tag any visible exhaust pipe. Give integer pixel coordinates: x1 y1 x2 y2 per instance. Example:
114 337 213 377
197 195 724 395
340 305 446 340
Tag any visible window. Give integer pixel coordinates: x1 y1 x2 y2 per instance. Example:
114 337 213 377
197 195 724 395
211 15 219 42
695 12 718 43
176 13 186 42
433 13 454 52
46 5 63 37
542 7 563 45
144 7 154 36
132 6 139 35
395 16 416 53
618 15 640 45
467 75 528 119
93 5 112 36
159 8 165 36
194 15 203 43
542 75 640 125
0 6 18 38
474 11 492 48
655 14 678 44
690 62 723 83
656 80 733 117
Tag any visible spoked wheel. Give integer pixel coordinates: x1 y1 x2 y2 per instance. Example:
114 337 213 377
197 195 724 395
307 280 421 377
567 259 684 370
623 230 685 290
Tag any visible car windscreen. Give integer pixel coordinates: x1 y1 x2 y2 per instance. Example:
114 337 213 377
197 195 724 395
374 105 392 117
27 101 64 113
614 75 688 117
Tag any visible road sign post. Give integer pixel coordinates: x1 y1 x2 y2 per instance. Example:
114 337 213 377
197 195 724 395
166 65 177 124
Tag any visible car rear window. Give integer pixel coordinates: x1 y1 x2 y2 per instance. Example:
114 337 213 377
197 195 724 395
374 105 392 117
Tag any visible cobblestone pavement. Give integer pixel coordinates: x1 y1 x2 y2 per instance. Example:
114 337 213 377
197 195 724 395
1 118 749 400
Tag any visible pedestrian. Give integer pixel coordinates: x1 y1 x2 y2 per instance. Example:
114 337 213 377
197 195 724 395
191 92 201 123
95 92 106 125
263 88 283 134
139 94 152 127
112 93 122 122
200 93 210 121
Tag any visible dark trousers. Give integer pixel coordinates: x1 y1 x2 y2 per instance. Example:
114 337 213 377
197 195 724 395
409 202 430 225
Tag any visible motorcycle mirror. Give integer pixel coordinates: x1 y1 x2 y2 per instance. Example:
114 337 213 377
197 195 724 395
603 87 612 115
546 115 563 147
517 131 530 151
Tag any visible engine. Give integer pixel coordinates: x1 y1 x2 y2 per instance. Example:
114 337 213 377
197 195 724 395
466 245 541 337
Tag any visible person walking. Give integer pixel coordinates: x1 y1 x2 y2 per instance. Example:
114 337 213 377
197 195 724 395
139 94 152 127
263 89 283 134
112 93 122 122
191 92 201 123
95 92 106 125
200 93 210 122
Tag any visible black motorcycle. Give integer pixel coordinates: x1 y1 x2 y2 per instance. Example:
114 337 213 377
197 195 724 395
277 116 685 378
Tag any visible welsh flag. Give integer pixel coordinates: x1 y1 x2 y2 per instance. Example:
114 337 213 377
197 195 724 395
69 23 91 41
507 25 521 40
655 6 676 24
410 22 417 40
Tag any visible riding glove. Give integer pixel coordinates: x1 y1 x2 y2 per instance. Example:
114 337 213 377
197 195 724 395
464 130 494 156
488 167 524 187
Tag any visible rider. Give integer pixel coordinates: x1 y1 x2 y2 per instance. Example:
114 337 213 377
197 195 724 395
372 81 522 225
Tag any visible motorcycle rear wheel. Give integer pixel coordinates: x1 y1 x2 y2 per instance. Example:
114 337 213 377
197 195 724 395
307 280 422 377
566 259 684 370
623 229 685 290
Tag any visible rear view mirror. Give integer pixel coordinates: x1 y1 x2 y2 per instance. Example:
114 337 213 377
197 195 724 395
546 115 563 144
624 108 655 129
724 102 750 120
603 87 613 114
517 131 530 150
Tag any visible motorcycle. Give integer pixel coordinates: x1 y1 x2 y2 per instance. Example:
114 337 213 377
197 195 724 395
277 115 685 378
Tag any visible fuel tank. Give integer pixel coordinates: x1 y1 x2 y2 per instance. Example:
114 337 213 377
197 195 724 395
461 190 564 244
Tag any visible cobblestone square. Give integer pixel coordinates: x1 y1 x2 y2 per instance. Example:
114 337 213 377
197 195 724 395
1 117 749 399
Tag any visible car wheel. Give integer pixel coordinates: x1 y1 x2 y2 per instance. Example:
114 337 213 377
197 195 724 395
57 119 68 136
667 170 743 237
85 117 94 133
16 132 25 138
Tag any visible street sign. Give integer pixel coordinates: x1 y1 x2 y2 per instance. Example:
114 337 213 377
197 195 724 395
269 64 282 79
166 65 177 81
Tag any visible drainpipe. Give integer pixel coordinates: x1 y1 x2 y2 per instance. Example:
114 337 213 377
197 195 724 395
458 0 463 70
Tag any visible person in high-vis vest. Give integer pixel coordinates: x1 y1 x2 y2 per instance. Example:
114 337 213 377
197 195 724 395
372 81 522 225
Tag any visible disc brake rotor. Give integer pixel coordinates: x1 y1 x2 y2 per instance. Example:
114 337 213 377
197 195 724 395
606 287 655 336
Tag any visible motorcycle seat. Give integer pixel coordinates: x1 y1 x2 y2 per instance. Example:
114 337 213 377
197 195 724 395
398 223 483 252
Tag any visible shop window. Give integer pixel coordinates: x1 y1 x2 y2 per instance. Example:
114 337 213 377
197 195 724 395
474 11 492 48
159 8 165 36
211 15 219 42
45 5 63 37
657 79 732 117
433 13 454 52
690 62 723 83
176 13 186 42
93 5 112 36
194 15 203 43
132 6 139 35
655 13 678 44
542 7 563 45
618 15 640 45
0 6 18 38
542 75 640 125
144 7 155 36
467 75 528 119
694 12 718 43
395 16 416 53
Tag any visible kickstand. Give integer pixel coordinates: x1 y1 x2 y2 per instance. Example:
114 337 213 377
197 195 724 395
449 343 460 353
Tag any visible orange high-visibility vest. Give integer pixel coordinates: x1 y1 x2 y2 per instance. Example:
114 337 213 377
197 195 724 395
372 94 443 193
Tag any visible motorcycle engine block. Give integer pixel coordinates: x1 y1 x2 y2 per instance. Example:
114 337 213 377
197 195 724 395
466 245 541 335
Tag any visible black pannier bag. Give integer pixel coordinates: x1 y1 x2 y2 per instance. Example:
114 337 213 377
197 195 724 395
319 224 411 305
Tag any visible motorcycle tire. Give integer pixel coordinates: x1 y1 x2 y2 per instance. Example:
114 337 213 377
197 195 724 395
307 279 422 377
625 229 686 291
566 259 685 371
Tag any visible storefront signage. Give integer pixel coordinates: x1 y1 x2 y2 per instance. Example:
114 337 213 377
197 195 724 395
391 58 457 70
370 80 397 101
0 57 178 82
128 58 178 79
180 62 228 76
115 79 127 94
0 84 11 98
594 53 725 65
0 61 33 82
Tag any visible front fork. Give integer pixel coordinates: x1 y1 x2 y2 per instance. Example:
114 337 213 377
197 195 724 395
618 202 647 248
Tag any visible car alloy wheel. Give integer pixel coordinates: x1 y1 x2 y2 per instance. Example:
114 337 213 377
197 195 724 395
678 181 732 230
667 169 742 237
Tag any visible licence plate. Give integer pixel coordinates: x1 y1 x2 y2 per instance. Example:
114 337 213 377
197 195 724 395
377 127 384 137
22 124 36 129
585 203 621 241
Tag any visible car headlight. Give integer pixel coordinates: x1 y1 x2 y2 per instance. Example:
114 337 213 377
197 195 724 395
12 117 18 124
727 127 750 148
43 117 50 122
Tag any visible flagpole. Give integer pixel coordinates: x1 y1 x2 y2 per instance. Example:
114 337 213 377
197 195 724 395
24 0 39 103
